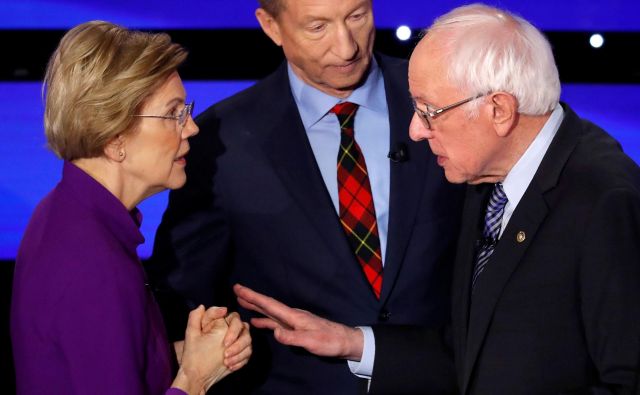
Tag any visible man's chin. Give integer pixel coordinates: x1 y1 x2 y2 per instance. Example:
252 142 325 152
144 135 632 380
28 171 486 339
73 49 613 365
329 61 371 90
443 169 469 185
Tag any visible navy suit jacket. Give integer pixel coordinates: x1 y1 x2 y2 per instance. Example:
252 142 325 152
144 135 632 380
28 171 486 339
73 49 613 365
371 104 640 395
148 54 463 394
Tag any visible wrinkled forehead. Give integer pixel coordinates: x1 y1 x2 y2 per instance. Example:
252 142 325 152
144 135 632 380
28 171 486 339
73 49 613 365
408 37 446 92
280 0 372 20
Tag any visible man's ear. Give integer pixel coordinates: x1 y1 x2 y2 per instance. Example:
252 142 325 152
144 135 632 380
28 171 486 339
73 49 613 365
490 92 518 137
255 8 283 47
105 135 126 162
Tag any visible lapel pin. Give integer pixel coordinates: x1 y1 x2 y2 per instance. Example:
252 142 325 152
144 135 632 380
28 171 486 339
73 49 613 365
516 231 526 243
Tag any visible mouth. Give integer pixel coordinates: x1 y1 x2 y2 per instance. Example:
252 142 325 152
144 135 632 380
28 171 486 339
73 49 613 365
174 150 189 165
333 59 360 71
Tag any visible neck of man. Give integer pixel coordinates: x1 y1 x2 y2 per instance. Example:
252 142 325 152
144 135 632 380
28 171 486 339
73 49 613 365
470 112 553 185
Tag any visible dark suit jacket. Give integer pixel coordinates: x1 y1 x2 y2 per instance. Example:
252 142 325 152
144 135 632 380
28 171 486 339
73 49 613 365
147 54 464 394
371 104 640 395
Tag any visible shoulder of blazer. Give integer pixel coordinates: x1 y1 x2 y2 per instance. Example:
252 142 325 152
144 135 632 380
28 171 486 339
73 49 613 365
375 52 409 93
184 61 296 177
533 103 640 195
375 52 408 73
196 61 292 127
199 54 407 125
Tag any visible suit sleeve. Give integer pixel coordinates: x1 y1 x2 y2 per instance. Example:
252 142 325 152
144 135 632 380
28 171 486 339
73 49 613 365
577 187 640 394
369 325 457 395
146 110 235 341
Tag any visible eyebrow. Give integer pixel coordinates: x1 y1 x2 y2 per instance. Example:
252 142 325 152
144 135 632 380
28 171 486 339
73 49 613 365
300 15 330 26
163 97 186 110
300 1 369 25
410 93 435 108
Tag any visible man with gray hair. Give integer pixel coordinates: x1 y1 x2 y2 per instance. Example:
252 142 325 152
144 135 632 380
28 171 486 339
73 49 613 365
236 3 640 394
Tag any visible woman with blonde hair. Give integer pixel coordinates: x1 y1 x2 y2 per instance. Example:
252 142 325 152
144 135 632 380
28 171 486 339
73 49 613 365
10 21 251 395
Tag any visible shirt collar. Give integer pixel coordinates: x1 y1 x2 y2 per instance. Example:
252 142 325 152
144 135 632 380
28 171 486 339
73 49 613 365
287 57 387 129
502 104 564 209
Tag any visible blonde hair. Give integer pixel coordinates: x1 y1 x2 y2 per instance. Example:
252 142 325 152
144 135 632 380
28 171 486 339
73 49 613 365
44 21 188 160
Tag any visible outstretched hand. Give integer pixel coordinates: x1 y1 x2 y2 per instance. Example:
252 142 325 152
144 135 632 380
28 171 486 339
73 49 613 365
233 284 363 361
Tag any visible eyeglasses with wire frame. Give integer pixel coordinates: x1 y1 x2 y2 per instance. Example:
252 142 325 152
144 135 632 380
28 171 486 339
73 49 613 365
132 101 195 130
412 94 485 130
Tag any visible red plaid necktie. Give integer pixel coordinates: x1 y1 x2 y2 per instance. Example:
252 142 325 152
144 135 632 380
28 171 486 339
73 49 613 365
332 102 383 299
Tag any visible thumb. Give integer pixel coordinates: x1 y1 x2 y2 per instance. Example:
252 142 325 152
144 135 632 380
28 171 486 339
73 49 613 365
202 306 228 325
186 305 205 336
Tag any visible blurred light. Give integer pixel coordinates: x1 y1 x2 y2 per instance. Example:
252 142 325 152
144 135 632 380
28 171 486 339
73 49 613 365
589 33 604 48
396 25 412 41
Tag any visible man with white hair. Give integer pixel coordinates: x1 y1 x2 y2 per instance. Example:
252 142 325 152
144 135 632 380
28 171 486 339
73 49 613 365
235 3 640 394
374 3 640 393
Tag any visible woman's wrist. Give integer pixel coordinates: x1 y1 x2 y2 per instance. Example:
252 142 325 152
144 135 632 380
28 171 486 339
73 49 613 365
171 367 205 395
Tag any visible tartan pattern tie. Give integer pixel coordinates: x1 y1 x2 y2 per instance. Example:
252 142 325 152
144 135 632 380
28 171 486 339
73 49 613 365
332 102 383 299
472 183 508 289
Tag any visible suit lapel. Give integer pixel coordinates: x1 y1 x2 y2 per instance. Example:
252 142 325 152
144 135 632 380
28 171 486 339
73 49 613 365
460 104 583 393
375 54 430 303
258 65 362 281
462 183 549 393
258 57 437 303
452 183 490 384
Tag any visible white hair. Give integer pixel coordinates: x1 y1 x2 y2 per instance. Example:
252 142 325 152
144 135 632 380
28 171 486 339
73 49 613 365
427 3 560 115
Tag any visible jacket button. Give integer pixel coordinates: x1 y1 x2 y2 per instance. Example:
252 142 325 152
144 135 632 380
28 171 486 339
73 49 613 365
378 310 391 322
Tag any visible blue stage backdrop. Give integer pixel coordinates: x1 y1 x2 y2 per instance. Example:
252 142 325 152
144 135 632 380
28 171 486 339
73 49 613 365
1 81 639 259
1 0 639 31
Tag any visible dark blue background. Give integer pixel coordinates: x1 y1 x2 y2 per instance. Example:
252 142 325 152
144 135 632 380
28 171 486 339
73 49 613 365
2 0 639 30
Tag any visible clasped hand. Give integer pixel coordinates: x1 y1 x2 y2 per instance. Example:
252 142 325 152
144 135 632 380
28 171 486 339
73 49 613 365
174 305 252 394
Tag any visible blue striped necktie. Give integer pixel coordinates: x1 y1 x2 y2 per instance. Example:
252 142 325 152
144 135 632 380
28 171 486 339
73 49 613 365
472 183 508 290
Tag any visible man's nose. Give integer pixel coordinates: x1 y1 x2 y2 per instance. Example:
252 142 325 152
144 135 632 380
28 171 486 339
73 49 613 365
409 113 433 142
333 25 358 60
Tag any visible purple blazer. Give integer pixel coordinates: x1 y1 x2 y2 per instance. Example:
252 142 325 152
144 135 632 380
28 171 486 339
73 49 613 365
11 162 184 395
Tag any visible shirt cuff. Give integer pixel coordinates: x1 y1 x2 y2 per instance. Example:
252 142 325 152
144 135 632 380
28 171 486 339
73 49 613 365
166 388 188 395
347 326 375 378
